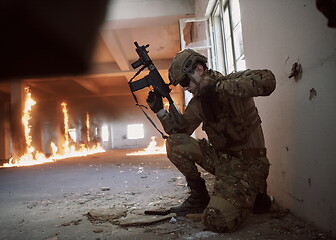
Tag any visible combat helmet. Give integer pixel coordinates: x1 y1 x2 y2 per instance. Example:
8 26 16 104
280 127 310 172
168 49 208 86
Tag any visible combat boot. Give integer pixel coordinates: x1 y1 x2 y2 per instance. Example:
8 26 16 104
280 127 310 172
170 177 210 216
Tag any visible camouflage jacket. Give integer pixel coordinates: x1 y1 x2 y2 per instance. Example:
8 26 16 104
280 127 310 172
158 69 276 151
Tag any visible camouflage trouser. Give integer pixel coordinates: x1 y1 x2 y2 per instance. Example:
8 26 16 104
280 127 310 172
166 133 270 232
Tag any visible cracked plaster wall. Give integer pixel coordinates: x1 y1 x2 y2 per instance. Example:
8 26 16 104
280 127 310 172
238 0 336 236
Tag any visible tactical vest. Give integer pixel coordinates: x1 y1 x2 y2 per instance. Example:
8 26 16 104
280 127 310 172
200 75 261 151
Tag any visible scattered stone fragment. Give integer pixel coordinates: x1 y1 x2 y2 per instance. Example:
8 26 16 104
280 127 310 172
76 198 91 205
61 219 82 226
86 208 127 224
27 202 38 209
100 187 110 191
119 213 177 227
93 228 103 233
194 231 218 238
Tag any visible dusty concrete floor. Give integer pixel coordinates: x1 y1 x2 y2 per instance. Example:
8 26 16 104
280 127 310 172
0 149 334 240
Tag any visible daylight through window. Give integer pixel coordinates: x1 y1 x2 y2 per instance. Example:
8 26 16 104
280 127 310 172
127 124 144 140
210 0 246 74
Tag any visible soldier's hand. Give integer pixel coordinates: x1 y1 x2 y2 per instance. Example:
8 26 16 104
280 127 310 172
146 91 163 113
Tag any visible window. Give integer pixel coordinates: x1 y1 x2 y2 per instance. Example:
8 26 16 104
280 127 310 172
210 0 246 74
178 0 245 103
179 17 212 59
102 125 109 142
210 5 225 73
127 124 144 140
179 17 213 105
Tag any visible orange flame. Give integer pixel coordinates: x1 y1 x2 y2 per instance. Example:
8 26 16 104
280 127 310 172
23 87 36 154
61 102 70 151
126 136 166 156
86 112 90 143
1 89 105 168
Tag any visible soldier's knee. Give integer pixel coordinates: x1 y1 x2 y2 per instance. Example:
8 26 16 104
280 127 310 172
202 196 246 233
166 133 191 151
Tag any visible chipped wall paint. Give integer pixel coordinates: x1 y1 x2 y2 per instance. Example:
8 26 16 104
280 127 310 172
289 62 303 81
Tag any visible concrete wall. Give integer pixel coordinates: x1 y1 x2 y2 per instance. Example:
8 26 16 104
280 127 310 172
238 0 336 235
194 0 336 235
101 94 166 149
111 120 163 149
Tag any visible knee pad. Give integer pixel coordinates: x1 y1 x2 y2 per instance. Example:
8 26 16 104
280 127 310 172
203 196 246 233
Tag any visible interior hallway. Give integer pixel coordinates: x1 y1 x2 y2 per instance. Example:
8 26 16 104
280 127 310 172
0 149 332 240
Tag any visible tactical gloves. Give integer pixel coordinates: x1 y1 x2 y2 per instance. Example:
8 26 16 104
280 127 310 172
146 91 163 113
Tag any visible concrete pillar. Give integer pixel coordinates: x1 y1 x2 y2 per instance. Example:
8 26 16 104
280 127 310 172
31 99 42 153
10 80 26 160
108 124 113 150
56 100 65 154
0 101 11 160
80 114 88 146
39 100 59 155
41 121 52 155
36 99 51 155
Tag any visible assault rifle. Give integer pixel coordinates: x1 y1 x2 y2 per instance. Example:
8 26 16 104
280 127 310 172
128 42 185 137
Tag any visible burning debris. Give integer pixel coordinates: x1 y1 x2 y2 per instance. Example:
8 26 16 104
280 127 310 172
126 136 166 156
1 88 105 168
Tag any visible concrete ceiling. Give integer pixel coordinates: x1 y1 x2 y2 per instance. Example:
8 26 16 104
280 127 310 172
0 0 195 103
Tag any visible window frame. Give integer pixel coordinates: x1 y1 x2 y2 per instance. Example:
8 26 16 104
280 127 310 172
178 17 214 105
209 0 246 74
178 17 214 71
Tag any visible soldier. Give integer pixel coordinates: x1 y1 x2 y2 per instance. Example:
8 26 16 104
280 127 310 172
146 49 276 232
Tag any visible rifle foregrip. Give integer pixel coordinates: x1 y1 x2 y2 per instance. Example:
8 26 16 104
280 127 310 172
129 76 150 92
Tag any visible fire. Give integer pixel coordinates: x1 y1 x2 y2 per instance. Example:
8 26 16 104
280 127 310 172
86 112 91 143
1 88 105 168
50 142 58 156
61 102 70 151
126 136 166 156
23 87 36 154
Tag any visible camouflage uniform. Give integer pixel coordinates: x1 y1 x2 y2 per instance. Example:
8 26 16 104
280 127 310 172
158 69 276 232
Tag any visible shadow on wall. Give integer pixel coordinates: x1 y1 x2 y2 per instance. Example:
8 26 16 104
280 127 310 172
316 0 336 28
